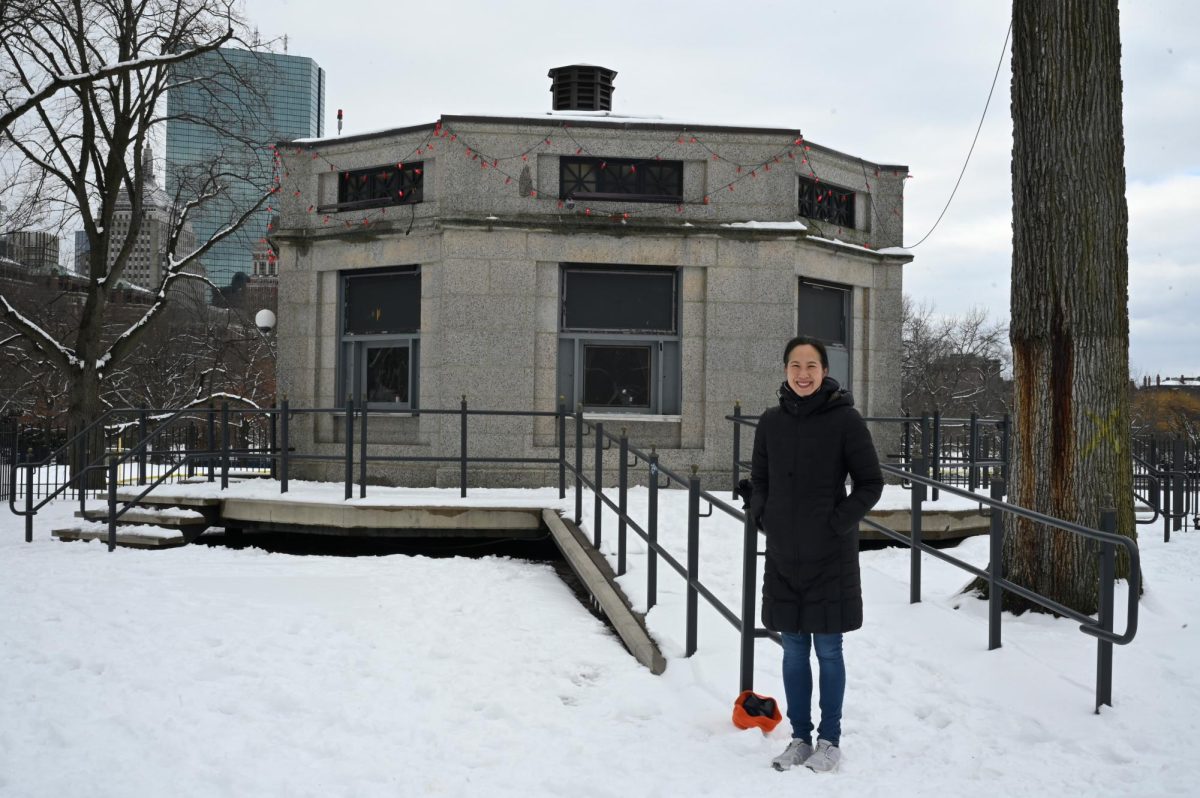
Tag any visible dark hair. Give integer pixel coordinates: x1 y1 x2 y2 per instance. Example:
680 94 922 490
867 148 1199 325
783 336 829 368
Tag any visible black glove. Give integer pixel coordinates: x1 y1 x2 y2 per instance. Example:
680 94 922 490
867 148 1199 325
736 478 754 508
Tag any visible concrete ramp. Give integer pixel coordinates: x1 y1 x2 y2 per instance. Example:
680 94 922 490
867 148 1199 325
543 509 667 675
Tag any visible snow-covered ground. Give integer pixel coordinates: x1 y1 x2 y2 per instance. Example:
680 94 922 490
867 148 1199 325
2 482 1197 797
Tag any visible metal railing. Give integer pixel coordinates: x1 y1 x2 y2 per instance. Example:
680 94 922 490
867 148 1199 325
9 399 1143 711
731 403 1010 502
722 411 1139 713
1132 435 1198 539
10 398 570 551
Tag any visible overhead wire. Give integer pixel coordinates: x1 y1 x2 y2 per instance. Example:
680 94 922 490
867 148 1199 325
903 19 1013 250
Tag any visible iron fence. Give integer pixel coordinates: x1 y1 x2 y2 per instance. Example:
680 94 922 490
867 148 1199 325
731 404 1010 503
8 399 1145 712
1132 435 1199 539
724 411 1139 714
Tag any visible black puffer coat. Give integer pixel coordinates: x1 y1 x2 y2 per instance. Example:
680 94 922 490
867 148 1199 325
749 378 883 634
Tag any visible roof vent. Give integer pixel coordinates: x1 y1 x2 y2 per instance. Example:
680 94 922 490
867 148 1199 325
548 64 616 112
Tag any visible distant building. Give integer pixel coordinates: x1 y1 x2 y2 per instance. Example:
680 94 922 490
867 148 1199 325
246 239 279 314
165 47 324 289
74 231 90 275
106 152 206 307
0 231 59 272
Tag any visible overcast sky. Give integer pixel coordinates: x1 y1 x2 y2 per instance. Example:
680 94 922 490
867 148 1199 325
244 0 1200 378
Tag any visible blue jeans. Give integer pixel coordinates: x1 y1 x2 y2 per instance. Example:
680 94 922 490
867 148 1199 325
780 632 845 746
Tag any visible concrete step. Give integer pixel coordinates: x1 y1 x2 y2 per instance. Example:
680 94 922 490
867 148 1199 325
52 525 186 549
76 507 209 526
112 490 222 507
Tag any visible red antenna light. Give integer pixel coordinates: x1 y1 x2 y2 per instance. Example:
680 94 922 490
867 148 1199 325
337 109 343 135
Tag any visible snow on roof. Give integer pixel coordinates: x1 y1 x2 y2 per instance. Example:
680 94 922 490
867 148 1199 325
806 235 912 258
720 220 808 232
290 109 803 146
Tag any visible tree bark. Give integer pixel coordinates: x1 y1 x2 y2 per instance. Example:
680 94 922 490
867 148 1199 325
1004 0 1135 614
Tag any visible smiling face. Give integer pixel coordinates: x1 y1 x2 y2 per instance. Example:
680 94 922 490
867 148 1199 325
785 343 828 397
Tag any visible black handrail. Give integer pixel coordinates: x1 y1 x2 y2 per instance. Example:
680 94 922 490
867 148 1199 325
10 398 1146 712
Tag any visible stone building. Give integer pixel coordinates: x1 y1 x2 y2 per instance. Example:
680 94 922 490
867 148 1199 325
272 66 912 487
0 230 60 272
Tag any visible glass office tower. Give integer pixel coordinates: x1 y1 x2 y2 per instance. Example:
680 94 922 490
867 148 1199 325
166 48 324 291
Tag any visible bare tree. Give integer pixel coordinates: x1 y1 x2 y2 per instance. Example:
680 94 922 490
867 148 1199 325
0 1 275 475
901 295 1010 417
1002 0 1135 614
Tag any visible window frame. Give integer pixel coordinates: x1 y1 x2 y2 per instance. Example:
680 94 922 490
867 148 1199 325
559 156 684 204
338 266 421 410
335 162 424 212
557 264 681 416
797 277 853 392
797 176 856 229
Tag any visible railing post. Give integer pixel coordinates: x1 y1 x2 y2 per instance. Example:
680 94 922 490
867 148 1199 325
931 408 942 502
1096 505 1117 713
902 410 911 468
910 456 927 604
24 450 34 543
107 455 118 552
686 465 701 657
360 401 368 499
731 400 742 499
280 397 290 494
558 397 567 500
987 478 1006 650
968 412 979 493
574 404 583 525
1000 413 1011 484
618 428 628 577
593 422 604 549
206 403 216 482
647 448 659 611
1159 436 1169 542
220 402 230 489
1172 437 1185 537
138 406 148 486
345 398 354 501
739 487 758 692
460 395 468 499
269 401 278 480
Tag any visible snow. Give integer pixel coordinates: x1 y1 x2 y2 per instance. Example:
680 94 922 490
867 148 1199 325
291 111 804 145
807 236 913 258
721 220 808 231
2 483 1197 797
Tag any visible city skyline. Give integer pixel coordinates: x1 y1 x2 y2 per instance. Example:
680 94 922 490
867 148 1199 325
165 47 324 291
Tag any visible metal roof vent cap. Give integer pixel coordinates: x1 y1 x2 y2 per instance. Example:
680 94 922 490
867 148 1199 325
548 64 617 112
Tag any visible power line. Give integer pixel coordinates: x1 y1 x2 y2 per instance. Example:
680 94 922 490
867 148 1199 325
905 19 1012 250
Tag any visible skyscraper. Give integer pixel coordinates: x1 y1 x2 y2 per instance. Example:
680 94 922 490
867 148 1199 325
166 48 324 292
106 151 204 307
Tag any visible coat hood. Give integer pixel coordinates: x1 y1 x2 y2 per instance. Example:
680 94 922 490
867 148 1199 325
777 377 854 417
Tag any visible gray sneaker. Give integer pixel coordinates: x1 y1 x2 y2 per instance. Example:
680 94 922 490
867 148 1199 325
805 739 841 773
771 738 814 771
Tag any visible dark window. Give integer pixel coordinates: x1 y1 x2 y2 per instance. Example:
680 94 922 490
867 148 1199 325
797 280 846 345
557 265 681 415
340 267 421 409
583 345 652 409
562 267 676 333
560 157 683 203
798 279 851 389
798 176 855 228
366 346 411 403
344 269 420 334
337 162 423 210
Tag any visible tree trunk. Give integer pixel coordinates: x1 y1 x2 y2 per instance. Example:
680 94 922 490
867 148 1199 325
1004 0 1135 614
65 248 111 491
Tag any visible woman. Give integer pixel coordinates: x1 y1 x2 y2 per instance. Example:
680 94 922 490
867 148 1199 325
749 336 883 774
